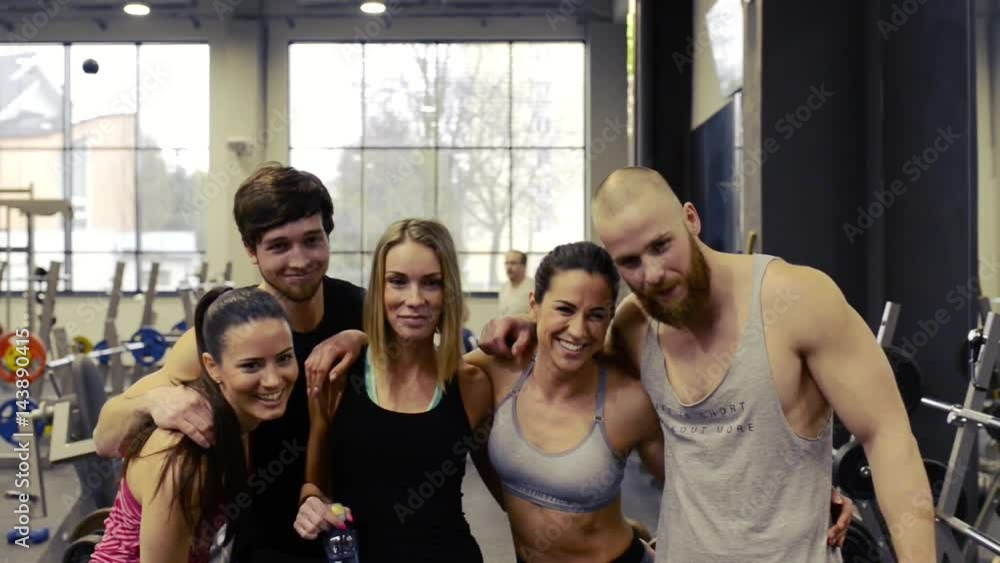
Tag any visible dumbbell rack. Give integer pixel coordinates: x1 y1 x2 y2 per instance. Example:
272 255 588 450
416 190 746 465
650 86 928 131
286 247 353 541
871 305 1000 560
836 304 1000 562
2 358 84 519
3 354 113 519
1 410 46 517
29 261 63 400
927 312 1000 561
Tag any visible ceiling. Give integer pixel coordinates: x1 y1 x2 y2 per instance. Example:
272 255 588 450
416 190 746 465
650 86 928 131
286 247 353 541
0 0 619 19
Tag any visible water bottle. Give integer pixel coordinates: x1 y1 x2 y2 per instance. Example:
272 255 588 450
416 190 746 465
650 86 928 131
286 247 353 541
321 526 360 563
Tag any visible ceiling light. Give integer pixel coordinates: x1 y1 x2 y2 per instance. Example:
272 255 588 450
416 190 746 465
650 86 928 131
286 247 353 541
360 2 387 15
123 3 151 16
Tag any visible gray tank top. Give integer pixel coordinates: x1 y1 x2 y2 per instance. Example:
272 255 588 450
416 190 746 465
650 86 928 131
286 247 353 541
640 254 840 563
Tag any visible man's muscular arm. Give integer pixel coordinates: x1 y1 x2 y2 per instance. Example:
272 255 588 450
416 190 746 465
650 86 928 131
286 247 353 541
631 389 665 485
778 263 934 563
94 329 212 457
459 361 506 510
478 314 535 360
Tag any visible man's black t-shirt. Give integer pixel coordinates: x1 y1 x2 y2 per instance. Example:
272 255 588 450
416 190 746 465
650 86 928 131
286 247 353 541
236 276 364 560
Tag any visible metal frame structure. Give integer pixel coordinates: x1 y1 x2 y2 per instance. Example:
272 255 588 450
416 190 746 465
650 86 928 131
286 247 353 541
0 195 73 332
929 313 1000 561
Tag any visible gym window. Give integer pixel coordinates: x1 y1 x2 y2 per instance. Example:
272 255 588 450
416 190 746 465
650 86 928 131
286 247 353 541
288 42 586 291
0 43 209 294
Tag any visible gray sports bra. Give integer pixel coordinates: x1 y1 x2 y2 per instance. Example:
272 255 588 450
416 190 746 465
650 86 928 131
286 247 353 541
487 361 627 513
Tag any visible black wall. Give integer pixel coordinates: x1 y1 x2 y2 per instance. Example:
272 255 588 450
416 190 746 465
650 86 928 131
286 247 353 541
759 0 978 473
879 0 978 465
635 0 693 202
759 0 870 315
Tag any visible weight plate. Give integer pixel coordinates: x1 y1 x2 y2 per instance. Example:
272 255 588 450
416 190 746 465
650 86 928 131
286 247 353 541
62 534 101 563
834 440 875 501
129 327 168 367
0 332 47 384
68 508 111 542
925 459 968 523
0 398 43 446
842 522 882 563
72 336 94 354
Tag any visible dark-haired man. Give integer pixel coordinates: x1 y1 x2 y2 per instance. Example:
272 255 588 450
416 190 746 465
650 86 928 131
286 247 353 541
94 163 367 562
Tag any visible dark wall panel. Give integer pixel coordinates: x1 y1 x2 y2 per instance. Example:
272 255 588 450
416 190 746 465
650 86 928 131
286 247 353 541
757 0 978 483
759 0 869 314
691 100 739 253
880 0 978 467
635 0 693 201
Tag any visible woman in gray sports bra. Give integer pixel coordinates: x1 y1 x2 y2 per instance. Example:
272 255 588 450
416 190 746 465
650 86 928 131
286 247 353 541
465 242 662 563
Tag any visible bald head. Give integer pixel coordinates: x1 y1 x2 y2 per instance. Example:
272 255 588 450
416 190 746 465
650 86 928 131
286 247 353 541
593 167 683 225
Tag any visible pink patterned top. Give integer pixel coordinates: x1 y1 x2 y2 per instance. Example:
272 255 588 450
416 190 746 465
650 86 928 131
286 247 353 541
90 477 215 563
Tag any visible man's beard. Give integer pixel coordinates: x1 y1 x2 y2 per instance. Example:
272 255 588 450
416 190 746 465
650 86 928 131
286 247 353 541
635 236 712 328
261 270 324 303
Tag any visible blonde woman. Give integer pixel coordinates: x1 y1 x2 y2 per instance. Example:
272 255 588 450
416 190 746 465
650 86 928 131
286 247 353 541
294 219 497 563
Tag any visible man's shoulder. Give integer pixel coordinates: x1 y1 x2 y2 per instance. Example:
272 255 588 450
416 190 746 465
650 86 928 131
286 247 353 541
323 276 366 304
607 293 652 370
616 293 651 329
759 260 841 315
604 363 656 420
759 259 850 348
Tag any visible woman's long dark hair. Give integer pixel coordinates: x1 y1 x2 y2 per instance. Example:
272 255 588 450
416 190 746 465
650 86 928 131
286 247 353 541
121 286 289 552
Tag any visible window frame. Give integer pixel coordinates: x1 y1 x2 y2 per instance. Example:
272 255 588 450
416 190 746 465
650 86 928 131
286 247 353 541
0 40 210 295
287 39 588 291
2 16 629 298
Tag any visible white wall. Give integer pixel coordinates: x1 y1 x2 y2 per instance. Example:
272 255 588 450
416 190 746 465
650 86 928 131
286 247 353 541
977 13 1000 302
740 0 762 246
689 0 757 252
3 14 246 340
3 6 627 347
587 21 629 241
692 0 736 129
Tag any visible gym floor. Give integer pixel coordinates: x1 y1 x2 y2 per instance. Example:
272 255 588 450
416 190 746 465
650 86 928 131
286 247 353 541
0 448 661 563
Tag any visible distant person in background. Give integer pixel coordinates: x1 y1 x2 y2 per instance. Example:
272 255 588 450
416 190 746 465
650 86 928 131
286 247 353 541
499 250 533 317
462 298 479 354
